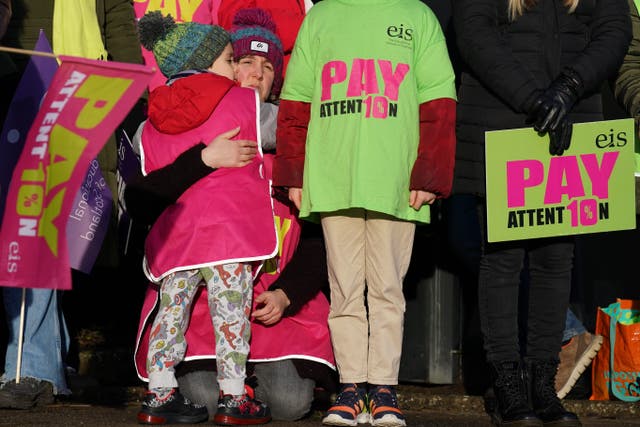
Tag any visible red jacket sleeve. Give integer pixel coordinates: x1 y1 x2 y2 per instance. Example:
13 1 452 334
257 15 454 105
273 99 310 188
410 98 457 198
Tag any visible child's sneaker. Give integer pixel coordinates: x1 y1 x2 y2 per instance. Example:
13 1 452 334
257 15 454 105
368 385 406 427
137 388 209 424
213 391 271 425
322 383 370 426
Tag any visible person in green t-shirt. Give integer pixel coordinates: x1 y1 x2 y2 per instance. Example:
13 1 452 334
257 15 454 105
272 1 457 425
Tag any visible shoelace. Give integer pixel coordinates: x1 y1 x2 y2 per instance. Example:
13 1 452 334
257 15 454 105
370 387 399 411
532 363 563 408
495 374 528 412
238 397 264 415
223 394 263 410
145 389 177 407
333 386 365 412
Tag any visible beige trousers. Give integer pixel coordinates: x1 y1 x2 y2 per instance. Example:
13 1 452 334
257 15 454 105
321 209 415 385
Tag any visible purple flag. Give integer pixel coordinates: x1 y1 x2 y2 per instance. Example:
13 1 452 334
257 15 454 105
116 128 141 256
66 160 113 273
0 31 57 221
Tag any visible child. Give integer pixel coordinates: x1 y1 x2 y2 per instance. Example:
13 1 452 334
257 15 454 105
272 1 457 426
128 9 336 422
134 11 276 425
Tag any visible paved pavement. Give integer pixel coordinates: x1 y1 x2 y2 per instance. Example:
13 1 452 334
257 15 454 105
0 382 637 426
0 399 639 426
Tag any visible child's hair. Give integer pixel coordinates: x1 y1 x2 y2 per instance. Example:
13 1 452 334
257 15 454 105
230 8 284 97
508 0 579 21
138 11 230 78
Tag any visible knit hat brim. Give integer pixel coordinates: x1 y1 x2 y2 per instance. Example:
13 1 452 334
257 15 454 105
230 8 284 97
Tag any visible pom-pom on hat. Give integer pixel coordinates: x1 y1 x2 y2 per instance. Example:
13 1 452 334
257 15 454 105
231 8 284 96
138 11 230 78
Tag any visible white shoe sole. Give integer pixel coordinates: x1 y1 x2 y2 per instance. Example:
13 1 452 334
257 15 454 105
322 412 371 426
557 334 604 399
371 413 407 427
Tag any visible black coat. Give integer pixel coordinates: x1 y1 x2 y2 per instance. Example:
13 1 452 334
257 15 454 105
452 0 631 196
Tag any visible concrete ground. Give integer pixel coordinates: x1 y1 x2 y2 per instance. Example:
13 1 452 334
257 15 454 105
1 384 640 426
0 379 633 426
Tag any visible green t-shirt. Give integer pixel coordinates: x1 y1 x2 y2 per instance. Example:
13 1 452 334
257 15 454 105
281 0 456 223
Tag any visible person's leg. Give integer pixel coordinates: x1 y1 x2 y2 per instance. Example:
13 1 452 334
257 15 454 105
555 309 602 399
526 239 580 425
562 308 587 342
364 211 415 385
320 209 369 425
526 238 574 361
253 360 314 421
321 209 367 383
205 263 252 396
477 204 539 426
0 288 69 409
146 270 202 391
138 270 209 424
364 211 415 427
206 263 270 424
478 239 525 361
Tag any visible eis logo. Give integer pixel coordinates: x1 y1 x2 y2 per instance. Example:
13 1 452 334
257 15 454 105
387 24 413 41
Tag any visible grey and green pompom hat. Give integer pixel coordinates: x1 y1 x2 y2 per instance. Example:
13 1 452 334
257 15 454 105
138 11 230 78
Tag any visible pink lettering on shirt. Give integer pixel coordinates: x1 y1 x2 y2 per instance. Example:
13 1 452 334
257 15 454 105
320 59 410 102
321 61 347 101
346 59 379 98
378 60 409 101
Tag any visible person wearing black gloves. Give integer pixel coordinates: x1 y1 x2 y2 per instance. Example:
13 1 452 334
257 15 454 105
452 0 631 426
527 69 583 155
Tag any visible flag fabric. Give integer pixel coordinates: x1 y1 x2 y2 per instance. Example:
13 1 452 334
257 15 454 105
0 56 153 290
65 158 113 273
115 127 142 257
0 31 57 222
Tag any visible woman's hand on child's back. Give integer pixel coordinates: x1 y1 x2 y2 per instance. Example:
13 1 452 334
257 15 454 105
202 127 258 168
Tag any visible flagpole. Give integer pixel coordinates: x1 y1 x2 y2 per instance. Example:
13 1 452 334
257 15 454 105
0 46 58 59
15 288 26 384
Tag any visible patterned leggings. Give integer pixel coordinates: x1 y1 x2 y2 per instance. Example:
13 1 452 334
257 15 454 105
147 263 252 396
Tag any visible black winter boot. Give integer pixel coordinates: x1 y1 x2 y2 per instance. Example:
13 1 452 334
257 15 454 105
487 361 543 426
528 359 581 426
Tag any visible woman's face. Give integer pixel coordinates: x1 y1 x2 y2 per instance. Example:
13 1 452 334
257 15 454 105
207 43 235 80
234 55 275 102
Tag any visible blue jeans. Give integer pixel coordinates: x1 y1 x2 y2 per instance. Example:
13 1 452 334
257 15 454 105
563 308 587 342
177 359 315 421
2 288 70 395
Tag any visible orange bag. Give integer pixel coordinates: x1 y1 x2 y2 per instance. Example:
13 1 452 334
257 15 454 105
591 299 640 401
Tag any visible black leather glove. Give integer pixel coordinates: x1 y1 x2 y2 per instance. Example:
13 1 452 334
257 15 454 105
526 69 583 134
548 117 573 156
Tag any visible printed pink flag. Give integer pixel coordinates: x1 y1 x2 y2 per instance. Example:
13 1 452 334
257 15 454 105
0 56 153 290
